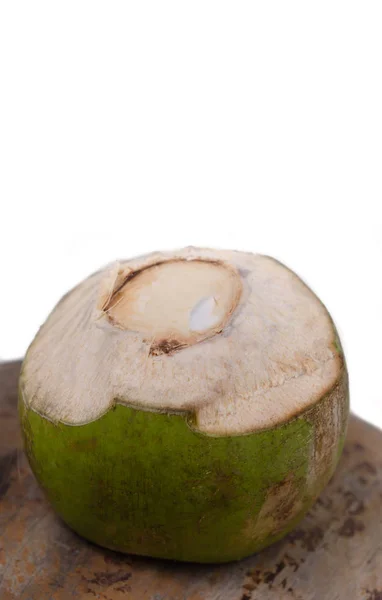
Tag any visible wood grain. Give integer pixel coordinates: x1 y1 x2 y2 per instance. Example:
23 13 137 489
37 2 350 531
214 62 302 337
0 361 381 600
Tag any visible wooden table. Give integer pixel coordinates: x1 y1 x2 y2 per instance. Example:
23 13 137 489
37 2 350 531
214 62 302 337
0 361 381 599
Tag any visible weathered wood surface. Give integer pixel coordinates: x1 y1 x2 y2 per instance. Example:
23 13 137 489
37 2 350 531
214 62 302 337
0 361 381 600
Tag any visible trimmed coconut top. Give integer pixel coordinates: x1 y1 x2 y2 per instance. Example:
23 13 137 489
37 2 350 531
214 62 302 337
21 247 343 434
105 259 243 354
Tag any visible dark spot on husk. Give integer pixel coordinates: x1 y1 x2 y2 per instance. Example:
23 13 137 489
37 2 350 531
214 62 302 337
338 517 365 537
149 339 186 356
241 594 251 600
69 437 98 452
258 474 301 536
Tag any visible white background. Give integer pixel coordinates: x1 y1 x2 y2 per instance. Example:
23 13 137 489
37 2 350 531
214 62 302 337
0 2 381 428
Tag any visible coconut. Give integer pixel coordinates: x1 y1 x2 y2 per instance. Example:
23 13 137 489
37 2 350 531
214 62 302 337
19 247 349 563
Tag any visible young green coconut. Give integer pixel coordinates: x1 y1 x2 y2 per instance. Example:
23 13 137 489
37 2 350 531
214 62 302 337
19 247 349 563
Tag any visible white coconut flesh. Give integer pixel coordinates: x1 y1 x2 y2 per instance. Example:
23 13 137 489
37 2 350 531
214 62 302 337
22 247 342 434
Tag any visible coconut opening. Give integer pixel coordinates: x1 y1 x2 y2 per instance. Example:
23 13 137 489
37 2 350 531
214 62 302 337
105 259 242 352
